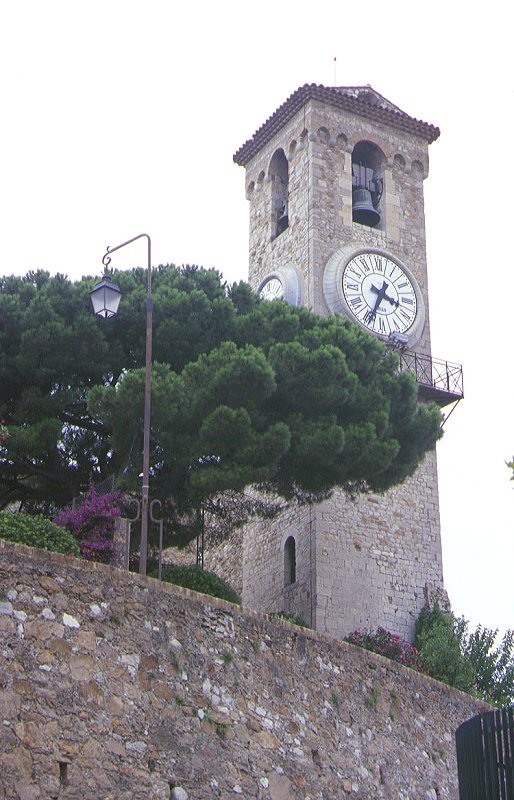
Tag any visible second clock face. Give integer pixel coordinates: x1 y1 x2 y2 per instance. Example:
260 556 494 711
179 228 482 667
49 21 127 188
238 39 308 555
342 252 417 336
259 276 284 301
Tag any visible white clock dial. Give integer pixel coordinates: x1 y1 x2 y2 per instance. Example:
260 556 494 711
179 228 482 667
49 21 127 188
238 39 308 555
259 276 284 301
342 252 417 336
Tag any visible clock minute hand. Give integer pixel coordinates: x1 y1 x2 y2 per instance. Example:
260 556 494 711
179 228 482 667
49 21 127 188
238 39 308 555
366 281 388 323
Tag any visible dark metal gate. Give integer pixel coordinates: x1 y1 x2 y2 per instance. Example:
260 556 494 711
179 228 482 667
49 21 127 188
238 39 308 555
456 708 514 799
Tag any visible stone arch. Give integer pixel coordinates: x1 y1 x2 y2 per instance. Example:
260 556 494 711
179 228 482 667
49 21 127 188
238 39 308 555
269 148 289 239
317 126 329 143
393 153 406 172
351 140 387 230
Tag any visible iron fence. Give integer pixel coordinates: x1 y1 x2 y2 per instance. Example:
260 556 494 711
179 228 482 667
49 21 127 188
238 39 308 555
456 708 514 799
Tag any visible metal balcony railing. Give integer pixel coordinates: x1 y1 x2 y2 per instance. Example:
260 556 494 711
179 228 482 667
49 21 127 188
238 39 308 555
395 349 464 406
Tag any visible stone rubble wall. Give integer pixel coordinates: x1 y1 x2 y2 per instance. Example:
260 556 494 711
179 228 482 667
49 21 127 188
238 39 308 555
204 525 244 598
0 541 489 800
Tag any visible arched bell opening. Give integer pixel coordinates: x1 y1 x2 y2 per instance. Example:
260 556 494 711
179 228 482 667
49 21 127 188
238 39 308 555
284 535 296 586
269 148 289 240
351 141 386 229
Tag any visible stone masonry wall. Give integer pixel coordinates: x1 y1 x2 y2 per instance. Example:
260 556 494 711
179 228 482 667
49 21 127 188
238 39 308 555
315 449 444 643
0 541 488 800
230 91 444 645
233 450 443 644
244 98 433 355
241 501 315 627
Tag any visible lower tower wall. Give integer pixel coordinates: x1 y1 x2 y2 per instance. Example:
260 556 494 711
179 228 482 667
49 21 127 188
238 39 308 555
211 450 444 644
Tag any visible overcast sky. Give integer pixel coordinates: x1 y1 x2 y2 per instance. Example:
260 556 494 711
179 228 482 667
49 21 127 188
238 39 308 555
1 1 512 636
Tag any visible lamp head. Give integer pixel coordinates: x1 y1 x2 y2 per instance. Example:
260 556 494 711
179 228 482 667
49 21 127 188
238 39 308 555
90 275 122 318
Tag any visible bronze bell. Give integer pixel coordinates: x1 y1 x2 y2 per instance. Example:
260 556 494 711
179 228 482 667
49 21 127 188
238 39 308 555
352 187 380 227
277 202 289 234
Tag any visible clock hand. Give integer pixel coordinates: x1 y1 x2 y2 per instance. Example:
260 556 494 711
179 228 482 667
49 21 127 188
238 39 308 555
370 282 399 309
365 282 388 323
382 292 399 308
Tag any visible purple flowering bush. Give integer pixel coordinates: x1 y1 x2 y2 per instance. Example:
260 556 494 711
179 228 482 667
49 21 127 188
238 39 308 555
344 627 424 672
54 486 122 563
0 419 9 445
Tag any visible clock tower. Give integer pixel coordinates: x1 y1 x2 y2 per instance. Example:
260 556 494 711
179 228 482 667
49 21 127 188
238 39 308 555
230 85 462 642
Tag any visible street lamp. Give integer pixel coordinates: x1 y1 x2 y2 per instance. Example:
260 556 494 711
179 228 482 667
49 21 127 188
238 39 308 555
91 233 153 576
90 274 122 318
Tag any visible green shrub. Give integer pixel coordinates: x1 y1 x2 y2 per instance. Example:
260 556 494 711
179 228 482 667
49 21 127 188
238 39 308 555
272 611 310 628
415 605 474 692
0 511 80 556
415 605 514 705
159 565 240 604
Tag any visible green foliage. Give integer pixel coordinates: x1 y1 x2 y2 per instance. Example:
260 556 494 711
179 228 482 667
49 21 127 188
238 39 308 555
0 511 80 556
1 265 442 540
89 269 441 545
214 721 228 739
272 611 310 628
330 690 340 707
463 626 514 707
415 605 514 706
415 606 473 691
159 564 241 605
364 687 380 710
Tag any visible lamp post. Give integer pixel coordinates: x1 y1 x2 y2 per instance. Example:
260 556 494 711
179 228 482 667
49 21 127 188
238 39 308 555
90 233 153 576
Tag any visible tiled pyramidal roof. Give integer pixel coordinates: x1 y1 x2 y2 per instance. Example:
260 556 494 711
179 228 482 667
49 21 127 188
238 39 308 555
233 84 440 166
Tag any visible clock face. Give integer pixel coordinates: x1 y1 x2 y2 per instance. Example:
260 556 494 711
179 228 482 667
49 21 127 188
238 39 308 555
259 276 284 301
342 252 417 336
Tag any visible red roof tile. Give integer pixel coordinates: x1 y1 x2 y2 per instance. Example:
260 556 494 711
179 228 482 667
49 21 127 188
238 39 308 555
233 84 440 166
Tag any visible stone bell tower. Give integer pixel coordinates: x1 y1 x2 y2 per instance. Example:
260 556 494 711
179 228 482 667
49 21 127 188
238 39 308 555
230 85 462 642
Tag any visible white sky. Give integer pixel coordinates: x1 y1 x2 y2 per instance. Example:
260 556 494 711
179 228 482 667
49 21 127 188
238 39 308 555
1 1 512 636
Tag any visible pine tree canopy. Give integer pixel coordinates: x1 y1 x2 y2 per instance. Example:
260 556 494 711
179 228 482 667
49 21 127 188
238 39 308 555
0 265 442 539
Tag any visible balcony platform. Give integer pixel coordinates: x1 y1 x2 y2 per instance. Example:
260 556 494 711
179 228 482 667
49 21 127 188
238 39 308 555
394 349 464 408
